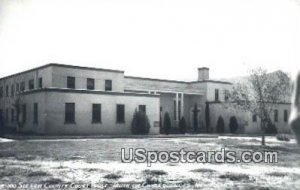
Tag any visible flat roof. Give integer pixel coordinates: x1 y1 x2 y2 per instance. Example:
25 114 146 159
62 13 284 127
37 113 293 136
0 63 124 80
125 76 232 85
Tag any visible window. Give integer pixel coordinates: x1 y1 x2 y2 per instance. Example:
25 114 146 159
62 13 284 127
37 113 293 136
252 114 257 122
34 103 38 124
116 104 125 123
39 77 43 88
215 89 219 101
284 110 288 123
16 83 19 93
0 86 3 98
0 109 3 124
274 109 278 122
139 105 146 114
11 84 14 97
87 78 95 90
224 90 229 102
11 108 14 123
105 80 112 91
20 81 25 91
6 85 9 97
65 103 75 123
92 104 101 123
173 100 181 120
22 104 26 123
29 79 34 90
67 76 75 89
6 108 8 123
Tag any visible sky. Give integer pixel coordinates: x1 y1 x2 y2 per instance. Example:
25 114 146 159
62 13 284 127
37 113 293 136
0 0 300 81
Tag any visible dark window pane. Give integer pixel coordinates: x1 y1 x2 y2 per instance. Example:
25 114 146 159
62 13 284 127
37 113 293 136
11 108 14 123
0 109 3 124
65 103 75 123
39 78 43 88
173 100 181 120
252 114 257 122
6 85 9 97
34 103 38 124
92 104 101 123
29 79 34 90
11 84 14 97
224 90 229 102
67 77 75 89
105 80 112 91
116 104 125 123
6 108 8 122
284 110 288 123
20 82 25 91
22 104 26 123
16 83 19 93
215 89 219 101
274 109 278 122
0 86 3 98
87 78 95 90
139 105 146 114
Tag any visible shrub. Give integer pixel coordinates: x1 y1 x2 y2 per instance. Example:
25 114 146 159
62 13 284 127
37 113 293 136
265 121 277 134
131 110 150 135
205 102 210 133
216 116 225 133
276 134 290 142
179 117 187 134
163 112 171 135
229 116 238 133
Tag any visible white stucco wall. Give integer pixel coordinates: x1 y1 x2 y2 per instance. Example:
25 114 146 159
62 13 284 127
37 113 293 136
52 66 125 92
43 90 160 135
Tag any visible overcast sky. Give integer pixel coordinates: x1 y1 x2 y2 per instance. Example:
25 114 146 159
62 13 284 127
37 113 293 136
0 0 300 81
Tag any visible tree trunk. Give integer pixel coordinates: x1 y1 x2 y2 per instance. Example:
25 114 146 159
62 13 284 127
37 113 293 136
261 132 265 146
261 119 266 146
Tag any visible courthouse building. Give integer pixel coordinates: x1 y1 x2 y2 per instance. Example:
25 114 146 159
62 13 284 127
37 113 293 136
0 63 291 135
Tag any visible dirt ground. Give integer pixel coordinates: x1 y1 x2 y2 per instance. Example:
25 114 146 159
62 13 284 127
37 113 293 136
0 136 299 189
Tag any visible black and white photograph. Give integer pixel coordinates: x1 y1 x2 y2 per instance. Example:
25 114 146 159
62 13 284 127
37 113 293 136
0 0 300 189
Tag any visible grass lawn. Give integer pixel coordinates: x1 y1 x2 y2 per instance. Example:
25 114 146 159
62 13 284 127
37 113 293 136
0 136 299 189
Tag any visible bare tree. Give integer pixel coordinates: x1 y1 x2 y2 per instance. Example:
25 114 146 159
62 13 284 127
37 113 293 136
229 68 291 145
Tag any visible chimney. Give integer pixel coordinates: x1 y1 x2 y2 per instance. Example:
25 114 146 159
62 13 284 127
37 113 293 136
198 67 209 81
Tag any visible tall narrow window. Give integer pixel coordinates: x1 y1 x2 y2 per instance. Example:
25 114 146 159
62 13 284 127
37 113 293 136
11 84 14 97
39 77 43 88
16 83 19 93
215 89 219 101
6 85 9 97
22 104 26 123
11 108 14 123
252 114 257 122
65 103 75 123
274 109 278 122
34 103 38 124
0 86 3 98
173 100 181 120
116 104 125 123
224 90 229 102
0 109 3 124
67 77 75 89
29 79 34 90
105 80 112 91
87 78 95 90
139 105 146 114
6 108 8 123
92 104 101 123
20 82 25 92
284 110 288 123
